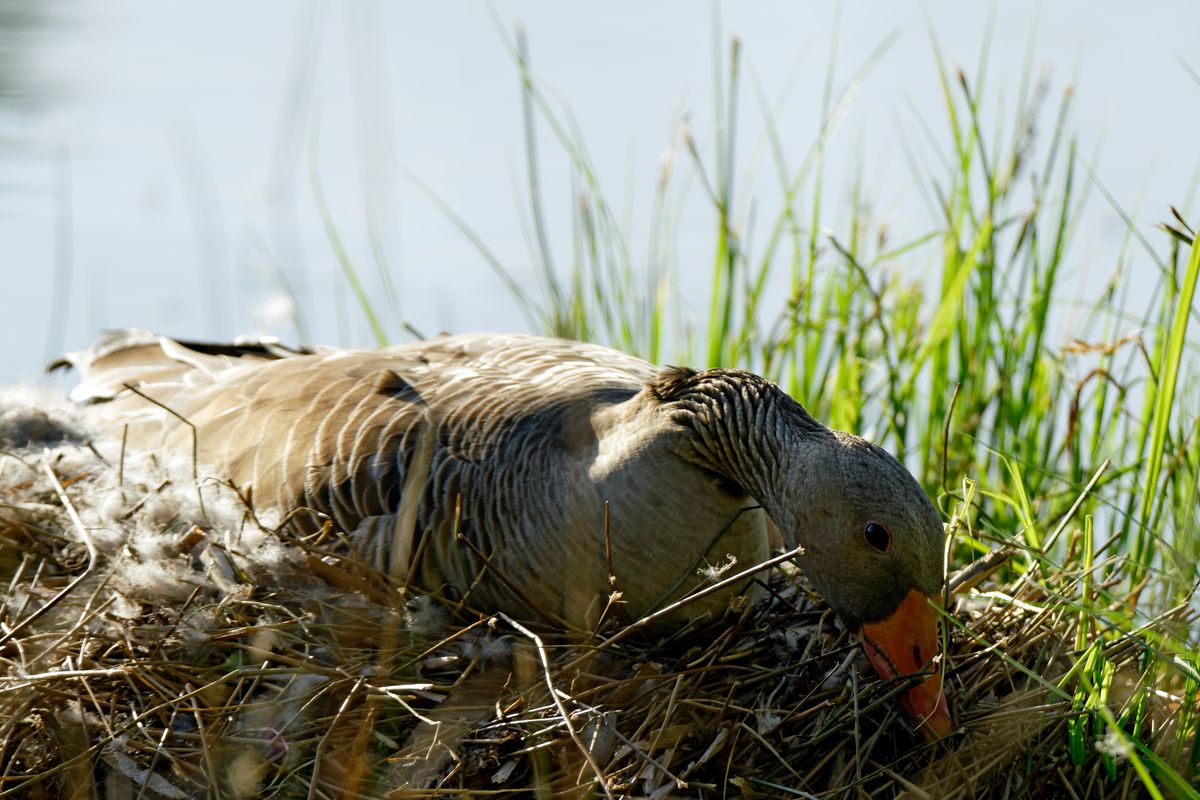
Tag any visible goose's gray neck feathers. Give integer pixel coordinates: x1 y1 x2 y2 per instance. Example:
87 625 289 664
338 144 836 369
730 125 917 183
652 366 831 541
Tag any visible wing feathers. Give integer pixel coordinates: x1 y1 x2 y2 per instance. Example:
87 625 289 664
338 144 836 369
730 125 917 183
65 331 682 619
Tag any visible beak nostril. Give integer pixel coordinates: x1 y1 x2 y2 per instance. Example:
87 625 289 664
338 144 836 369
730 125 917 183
913 645 922 667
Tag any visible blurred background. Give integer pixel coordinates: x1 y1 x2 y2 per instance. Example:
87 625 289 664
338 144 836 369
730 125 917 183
1 0 1198 382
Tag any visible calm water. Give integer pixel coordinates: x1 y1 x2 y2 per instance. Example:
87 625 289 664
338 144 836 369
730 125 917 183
2 1 1198 382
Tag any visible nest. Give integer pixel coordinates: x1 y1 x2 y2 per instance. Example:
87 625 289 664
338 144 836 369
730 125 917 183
0 394 1195 798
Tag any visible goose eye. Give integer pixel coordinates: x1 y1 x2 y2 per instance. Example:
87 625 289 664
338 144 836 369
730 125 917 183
864 522 892 553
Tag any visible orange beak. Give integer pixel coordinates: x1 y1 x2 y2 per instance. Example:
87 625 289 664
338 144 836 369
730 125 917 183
857 588 952 741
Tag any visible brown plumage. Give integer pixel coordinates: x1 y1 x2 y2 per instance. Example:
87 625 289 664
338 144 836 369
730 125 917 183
59 329 952 736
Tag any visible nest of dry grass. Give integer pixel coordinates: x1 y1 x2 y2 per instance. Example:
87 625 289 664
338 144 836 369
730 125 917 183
0 393 1194 799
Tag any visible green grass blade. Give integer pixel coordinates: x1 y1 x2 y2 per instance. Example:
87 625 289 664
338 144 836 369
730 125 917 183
1135 231 1200 578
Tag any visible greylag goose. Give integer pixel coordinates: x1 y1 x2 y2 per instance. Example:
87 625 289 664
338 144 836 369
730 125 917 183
57 329 952 738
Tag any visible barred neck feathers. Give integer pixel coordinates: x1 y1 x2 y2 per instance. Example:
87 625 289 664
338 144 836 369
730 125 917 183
649 366 832 514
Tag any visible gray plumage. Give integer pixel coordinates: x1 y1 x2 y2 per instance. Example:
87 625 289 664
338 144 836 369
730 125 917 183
59 330 945 630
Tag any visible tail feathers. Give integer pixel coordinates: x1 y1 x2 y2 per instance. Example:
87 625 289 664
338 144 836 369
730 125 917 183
50 329 316 404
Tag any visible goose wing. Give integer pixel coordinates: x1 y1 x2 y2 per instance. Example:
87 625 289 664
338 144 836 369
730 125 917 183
63 332 673 616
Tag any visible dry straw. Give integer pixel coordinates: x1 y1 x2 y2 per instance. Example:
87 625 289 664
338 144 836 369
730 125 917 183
1 436 1194 799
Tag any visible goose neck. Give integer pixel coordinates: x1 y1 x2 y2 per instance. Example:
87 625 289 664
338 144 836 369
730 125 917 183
662 369 828 510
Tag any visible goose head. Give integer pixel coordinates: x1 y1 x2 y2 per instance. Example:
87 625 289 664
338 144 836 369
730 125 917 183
777 430 952 740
